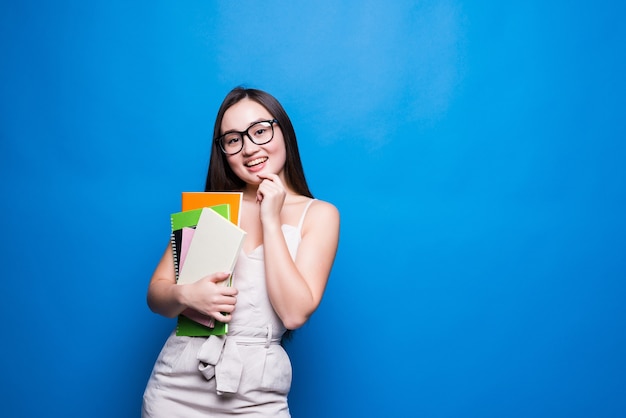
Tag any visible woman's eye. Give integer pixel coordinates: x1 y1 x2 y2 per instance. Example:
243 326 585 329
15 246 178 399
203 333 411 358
226 136 240 145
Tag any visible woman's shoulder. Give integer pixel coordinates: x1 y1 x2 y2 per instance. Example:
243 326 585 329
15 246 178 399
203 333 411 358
307 198 340 224
299 198 339 244
310 197 338 212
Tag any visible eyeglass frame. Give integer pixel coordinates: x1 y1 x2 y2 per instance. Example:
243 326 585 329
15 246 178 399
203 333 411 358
215 119 279 155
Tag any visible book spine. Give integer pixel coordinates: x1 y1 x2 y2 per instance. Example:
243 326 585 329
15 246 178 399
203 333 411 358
170 216 180 282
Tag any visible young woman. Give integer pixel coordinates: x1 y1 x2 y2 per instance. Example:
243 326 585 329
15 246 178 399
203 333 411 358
142 87 340 417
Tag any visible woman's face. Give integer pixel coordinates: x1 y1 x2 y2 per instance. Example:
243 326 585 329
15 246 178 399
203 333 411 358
220 98 287 186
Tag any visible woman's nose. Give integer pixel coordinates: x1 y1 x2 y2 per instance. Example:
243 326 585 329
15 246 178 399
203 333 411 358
241 134 260 155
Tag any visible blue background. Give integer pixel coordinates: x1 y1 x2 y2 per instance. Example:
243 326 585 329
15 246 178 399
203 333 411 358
2 1 625 417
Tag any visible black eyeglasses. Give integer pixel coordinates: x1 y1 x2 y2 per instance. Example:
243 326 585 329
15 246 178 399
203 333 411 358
215 119 279 155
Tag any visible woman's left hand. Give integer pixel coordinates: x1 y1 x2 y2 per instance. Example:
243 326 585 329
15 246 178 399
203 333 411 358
256 173 286 226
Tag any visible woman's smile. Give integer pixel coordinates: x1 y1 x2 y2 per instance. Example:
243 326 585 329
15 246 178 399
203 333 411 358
244 156 268 172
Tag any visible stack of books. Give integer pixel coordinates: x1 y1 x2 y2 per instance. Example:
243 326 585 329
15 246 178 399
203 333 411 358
170 192 246 336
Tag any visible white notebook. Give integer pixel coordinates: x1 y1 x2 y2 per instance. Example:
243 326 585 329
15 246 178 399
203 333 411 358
177 207 247 286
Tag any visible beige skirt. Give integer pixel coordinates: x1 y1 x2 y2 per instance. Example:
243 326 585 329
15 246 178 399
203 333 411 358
142 326 292 417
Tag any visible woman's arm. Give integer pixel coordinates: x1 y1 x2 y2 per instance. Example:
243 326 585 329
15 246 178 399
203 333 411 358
262 200 340 330
147 243 238 321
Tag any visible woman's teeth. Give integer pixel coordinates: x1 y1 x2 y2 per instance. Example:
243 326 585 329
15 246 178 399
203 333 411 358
246 157 267 167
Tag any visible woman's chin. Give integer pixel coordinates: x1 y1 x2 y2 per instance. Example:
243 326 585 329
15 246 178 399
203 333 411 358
242 174 263 186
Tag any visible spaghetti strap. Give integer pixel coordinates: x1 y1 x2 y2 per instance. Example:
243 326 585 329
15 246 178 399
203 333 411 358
297 199 316 232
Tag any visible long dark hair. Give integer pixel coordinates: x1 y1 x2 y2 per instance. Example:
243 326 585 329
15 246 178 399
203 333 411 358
205 87 313 198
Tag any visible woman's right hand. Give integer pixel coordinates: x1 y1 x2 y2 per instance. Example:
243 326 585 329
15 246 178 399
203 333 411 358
180 272 238 322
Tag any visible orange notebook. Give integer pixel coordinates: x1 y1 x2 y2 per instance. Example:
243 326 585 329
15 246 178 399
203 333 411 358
182 192 243 226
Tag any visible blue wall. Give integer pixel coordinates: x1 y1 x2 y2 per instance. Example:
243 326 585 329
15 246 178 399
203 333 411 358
2 1 625 417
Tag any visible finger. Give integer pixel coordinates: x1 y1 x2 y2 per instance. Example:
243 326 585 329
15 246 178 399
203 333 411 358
214 295 237 306
259 175 284 189
256 173 278 181
209 272 232 283
210 311 233 322
220 287 238 296
257 174 285 193
213 303 235 313
211 305 235 319
256 183 280 202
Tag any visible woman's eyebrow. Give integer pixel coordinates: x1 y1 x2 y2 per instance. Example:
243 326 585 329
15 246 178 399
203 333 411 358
222 118 271 134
